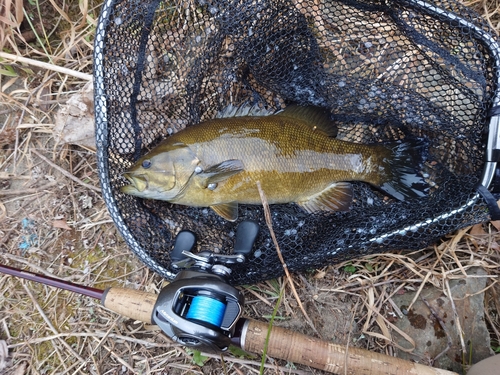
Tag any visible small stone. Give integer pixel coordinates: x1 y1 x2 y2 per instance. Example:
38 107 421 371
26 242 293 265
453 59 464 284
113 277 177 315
392 267 493 371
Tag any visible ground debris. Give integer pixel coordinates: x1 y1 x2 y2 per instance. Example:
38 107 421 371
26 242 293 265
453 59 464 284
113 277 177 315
392 267 494 372
53 81 95 152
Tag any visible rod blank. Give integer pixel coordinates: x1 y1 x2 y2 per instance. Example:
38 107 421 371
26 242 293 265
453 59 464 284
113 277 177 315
0 264 104 300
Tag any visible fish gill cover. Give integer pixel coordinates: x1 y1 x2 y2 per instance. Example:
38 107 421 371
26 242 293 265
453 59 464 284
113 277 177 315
94 0 499 284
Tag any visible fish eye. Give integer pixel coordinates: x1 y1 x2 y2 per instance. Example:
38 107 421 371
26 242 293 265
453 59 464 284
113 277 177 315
142 159 152 169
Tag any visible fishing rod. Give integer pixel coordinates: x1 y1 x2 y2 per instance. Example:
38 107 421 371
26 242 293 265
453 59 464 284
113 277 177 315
0 221 457 375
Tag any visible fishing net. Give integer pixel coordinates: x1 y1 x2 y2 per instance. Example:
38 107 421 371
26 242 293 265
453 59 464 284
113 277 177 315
94 0 500 285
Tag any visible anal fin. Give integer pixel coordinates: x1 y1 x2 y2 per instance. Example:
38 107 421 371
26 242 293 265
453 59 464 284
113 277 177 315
210 202 239 221
297 182 353 213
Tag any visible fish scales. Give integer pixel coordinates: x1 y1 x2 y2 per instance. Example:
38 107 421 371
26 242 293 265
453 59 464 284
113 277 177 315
174 116 380 205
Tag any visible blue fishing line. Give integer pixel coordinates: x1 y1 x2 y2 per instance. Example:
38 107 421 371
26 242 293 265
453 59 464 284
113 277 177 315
186 295 226 327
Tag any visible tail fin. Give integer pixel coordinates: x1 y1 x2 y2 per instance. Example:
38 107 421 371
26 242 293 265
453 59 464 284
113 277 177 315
378 138 429 201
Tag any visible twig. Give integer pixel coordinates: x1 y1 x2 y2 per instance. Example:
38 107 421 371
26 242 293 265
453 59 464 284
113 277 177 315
0 181 58 196
244 287 273 307
361 289 416 352
0 201 5 221
89 338 136 374
0 173 31 179
444 277 467 359
0 51 92 81
31 149 101 193
71 319 120 375
421 298 452 364
7 331 173 349
484 284 500 340
407 270 432 311
202 352 311 375
344 296 361 375
21 283 87 366
256 181 321 337
1 253 75 280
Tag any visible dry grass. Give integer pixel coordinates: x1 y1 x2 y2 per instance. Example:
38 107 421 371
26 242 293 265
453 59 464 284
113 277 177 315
1 0 500 374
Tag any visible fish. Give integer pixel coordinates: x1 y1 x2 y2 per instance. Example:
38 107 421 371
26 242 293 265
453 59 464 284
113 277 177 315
121 105 428 221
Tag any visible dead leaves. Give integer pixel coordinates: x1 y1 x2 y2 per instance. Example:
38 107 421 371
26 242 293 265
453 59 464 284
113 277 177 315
53 81 95 152
52 219 71 230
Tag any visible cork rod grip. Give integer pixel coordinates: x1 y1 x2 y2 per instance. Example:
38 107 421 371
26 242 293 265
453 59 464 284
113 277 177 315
241 319 458 375
101 287 158 324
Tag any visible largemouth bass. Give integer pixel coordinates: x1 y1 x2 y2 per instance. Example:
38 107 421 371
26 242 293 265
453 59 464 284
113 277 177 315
121 105 428 221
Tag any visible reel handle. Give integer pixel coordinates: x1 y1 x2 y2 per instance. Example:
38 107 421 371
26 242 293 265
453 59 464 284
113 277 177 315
170 230 197 262
234 220 259 256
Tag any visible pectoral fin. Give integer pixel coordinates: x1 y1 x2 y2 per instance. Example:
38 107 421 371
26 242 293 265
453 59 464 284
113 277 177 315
297 182 353 213
210 202 239 221
196 159 244 188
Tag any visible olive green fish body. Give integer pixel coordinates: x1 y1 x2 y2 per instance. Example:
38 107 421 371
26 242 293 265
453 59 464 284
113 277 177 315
171 118 379 203
121 106 428 221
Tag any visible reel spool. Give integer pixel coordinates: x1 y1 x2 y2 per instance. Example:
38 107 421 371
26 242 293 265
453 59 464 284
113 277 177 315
185 292 227 328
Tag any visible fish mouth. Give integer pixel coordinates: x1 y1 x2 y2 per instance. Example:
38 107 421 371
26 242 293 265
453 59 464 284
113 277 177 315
121 173 148 194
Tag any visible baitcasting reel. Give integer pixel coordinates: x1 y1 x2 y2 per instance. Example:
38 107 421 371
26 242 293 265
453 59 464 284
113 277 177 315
152 221 259 352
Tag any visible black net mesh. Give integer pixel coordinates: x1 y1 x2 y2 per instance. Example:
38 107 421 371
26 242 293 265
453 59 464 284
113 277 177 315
94 0 500 285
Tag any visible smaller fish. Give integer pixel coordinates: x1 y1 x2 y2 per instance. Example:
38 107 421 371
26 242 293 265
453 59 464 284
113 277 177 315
121 105 429 221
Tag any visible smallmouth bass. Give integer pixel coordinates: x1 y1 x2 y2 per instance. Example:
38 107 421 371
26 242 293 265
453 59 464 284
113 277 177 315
121 105 428 221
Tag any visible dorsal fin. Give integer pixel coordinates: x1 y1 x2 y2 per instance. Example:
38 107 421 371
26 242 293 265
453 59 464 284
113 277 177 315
276 105 337 137
216 102 275 118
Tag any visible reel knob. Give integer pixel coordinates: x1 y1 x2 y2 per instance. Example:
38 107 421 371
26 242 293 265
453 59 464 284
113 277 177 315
234 220 259 256
170 220 259 270
171 230 197 262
